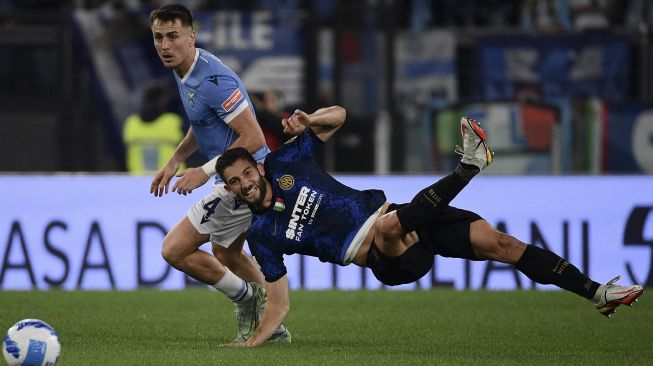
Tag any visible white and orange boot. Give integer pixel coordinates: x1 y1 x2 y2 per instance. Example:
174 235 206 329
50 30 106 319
455 116 494 171
592 276 644 318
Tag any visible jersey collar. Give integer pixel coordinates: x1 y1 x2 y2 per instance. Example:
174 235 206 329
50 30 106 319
180 49 199 84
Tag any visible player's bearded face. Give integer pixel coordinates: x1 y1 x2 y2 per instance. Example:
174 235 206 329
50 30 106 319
151 19 194 70
240 171 267 209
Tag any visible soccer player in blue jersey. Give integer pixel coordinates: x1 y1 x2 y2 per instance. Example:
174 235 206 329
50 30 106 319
216 107 644 347
147 4 289 343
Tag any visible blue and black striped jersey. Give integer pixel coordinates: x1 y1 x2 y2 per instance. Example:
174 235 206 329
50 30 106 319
246 129 386 282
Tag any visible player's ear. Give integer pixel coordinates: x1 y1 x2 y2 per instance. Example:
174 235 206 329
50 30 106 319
223 184 232 193
257 163 265 176
188 30 195 47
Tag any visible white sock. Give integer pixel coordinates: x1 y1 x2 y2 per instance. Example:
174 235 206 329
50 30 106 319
212 269 252 303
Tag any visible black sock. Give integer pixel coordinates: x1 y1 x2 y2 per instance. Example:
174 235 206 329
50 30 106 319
515 244 600 299
455 162 480 182
396 168 470 232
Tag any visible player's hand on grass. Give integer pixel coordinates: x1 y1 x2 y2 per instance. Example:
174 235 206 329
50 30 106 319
171 166 210 195
282 109 310 135
222 342 247 348
150 162 179 197
222 339 260 348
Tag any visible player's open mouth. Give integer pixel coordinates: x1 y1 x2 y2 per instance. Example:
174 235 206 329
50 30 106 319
243 186 258 200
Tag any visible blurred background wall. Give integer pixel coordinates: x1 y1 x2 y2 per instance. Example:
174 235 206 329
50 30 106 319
1 0 652 175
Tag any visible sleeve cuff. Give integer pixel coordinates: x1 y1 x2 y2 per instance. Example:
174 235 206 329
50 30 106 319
306 127 323 144
201 155 220 176
224 100 249 123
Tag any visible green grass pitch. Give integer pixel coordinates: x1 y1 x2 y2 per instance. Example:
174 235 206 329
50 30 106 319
1 289 650 365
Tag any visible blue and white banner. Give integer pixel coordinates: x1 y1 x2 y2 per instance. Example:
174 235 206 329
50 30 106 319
395 30 457 102
605 103 653 173
193 10 305 106
1 175 651 291
477 34 630 101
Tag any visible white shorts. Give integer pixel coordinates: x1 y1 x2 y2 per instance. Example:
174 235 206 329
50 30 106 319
186 185 252 248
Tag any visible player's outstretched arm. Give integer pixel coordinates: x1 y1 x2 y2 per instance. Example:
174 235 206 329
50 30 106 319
282 106 346 142
226 275 290 348
150 128 199 197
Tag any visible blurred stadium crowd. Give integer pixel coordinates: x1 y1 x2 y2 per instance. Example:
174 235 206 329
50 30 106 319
1 0 652 174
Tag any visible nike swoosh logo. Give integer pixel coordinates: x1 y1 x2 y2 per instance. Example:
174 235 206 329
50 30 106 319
552 258 563 273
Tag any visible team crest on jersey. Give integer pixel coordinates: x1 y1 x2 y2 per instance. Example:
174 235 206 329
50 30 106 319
278 175 295 190
221 89 243 112
187 91 196 106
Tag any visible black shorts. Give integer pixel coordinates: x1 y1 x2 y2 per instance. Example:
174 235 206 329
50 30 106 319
410 204 483 261
367 238 435 286
366 203 483 286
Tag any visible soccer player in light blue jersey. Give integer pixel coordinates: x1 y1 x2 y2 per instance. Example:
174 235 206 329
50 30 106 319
217 107 644 347
147 4 289 343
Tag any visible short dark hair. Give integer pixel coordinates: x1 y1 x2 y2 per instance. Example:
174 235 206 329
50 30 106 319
216 147 258 182
149 4 193 28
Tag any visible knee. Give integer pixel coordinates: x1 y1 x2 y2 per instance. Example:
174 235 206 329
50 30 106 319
471 221 525 262
494 233 526 263
497 232 520 250
161 236 184 266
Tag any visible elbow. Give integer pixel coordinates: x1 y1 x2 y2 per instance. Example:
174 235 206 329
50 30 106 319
335 106 346 124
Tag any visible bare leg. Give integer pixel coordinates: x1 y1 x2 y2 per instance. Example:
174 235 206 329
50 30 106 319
212 234 264 285
371 210 420 258
468 220 526 263
161 217 227 284
468 219 600 300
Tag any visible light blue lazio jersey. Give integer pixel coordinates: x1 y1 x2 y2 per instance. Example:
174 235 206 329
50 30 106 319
174 48 269 181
